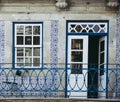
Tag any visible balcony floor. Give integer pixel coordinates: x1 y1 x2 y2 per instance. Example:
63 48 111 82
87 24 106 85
1 98 120 102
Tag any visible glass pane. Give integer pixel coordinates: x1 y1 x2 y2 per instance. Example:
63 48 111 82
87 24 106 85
71 64 82 74
81 24 87 28
72 39 83 49
71 51 83 62
100 41 105 52
100 64 104 76
17 58 23 63
33 47 40 56
33 26 40 35
25 26 32 35
25 58 32 66
17 48 24 56
17 58 23 66
25 48 32 56
70 24 76 28
25 36 32 45
17 36 23 45
33 36 40 45
100 53 104 64
93 25 100 32
75 25 82 32
17 25 24 35
33 58 40 66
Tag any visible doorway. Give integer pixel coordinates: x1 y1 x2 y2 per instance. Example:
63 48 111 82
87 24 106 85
88 36 99 98
67 35 107 98
66 20 108 98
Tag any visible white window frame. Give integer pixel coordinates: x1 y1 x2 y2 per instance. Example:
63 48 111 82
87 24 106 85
14 22 43 68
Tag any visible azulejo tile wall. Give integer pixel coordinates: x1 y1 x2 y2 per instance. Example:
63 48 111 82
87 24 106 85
116 13 120 64
50 20 58 68
0 21 4 68
116 12 120 98
50 20 59 97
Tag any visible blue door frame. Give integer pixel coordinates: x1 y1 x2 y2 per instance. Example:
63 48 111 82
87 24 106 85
65 20 109 98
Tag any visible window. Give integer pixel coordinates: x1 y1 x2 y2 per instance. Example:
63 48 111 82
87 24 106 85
13 22 43 68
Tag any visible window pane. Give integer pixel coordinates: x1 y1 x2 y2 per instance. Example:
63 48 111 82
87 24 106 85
25 26 32 35
33 48 40 56
17 25 24 35
33 36 40 45
33 58 40 66
17 58 24 66
25 58 32 66
72 39 83 49
33 26 40 35
17 36 23 45
17 58 23 63
25 48 32 56
17 47 24 56
25 36 32 45
72 51 83 62
75 25 82 32
71 64 82 74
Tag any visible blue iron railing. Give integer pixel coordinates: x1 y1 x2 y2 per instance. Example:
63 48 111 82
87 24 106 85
0 63 119 99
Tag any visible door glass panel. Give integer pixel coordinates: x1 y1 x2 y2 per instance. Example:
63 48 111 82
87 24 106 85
99 36 106 76
100 53 104 64
71 64 82 74
72 39 83 49
100 64 104 76
71 51 83 62
100 41 105 52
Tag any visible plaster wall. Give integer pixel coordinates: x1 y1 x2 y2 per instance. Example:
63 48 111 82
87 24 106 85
0 0 118 98
1 13 116 65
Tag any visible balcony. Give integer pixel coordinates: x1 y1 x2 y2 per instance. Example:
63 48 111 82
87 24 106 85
0 63 119 99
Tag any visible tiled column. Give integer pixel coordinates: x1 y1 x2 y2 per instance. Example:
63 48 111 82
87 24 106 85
48 20 59 97
116 12 120 98
0 21 4 68
50 20 58 67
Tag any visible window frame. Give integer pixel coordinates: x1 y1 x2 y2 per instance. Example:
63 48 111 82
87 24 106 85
13 22 43 68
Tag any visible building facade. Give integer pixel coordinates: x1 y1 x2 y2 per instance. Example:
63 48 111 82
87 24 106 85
0 0 119 99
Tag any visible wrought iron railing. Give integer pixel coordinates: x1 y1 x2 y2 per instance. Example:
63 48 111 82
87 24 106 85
0 63 119 99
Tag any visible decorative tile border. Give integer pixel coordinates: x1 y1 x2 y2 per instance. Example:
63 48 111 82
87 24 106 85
116 12 120 98
0 21 4 68
116 13 120 64
50 20 58 68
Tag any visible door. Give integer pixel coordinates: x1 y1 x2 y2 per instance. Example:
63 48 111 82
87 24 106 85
67 35 88 98
98 36 107 98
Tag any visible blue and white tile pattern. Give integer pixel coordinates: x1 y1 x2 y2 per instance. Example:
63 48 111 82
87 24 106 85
0 21 4 68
